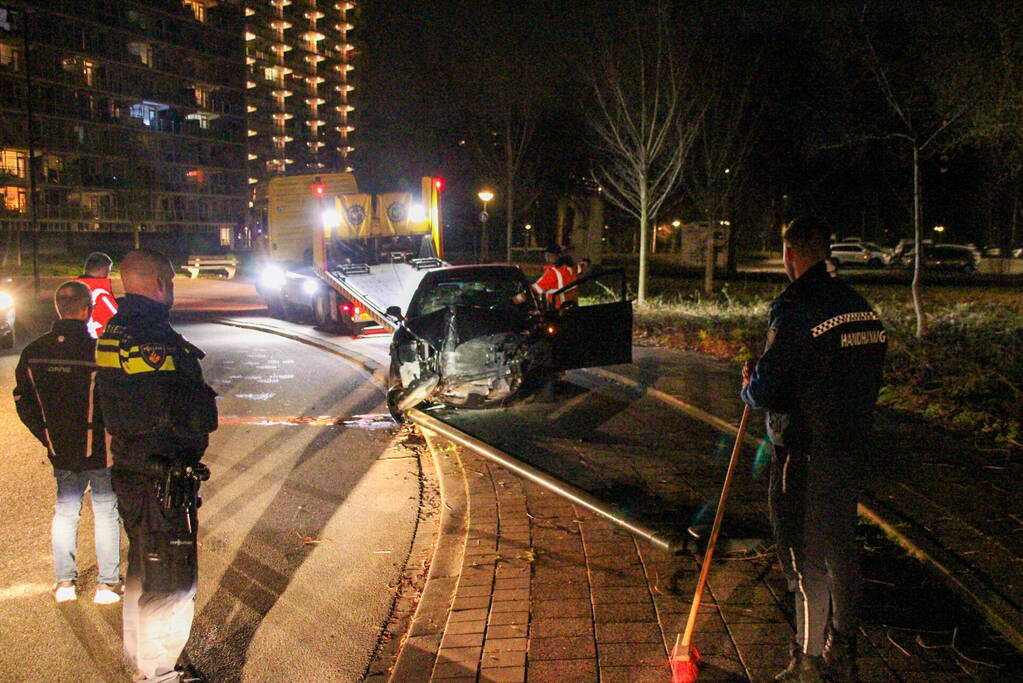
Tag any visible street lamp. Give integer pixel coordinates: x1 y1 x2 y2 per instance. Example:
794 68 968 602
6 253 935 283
478 190 494 261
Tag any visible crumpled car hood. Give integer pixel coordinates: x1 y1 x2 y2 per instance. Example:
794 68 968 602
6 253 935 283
398 305 549 409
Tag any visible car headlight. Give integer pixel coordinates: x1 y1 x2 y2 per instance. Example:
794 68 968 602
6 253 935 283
302 278 321 296
260 265 286 291
0 292 13 310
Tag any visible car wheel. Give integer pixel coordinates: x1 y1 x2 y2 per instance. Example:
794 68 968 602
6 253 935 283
265 295 285 319
387 363 408 423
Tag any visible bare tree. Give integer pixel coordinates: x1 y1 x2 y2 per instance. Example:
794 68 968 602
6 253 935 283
682 59 760 294
860 10 970 338
472 106 539 263
589 2 702 304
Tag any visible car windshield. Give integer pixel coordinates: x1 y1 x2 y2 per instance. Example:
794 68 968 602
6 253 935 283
411 275 531 317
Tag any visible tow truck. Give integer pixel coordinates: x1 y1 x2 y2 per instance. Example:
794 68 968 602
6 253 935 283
252 172 446 335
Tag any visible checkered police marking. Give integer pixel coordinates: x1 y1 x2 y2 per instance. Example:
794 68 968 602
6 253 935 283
811 311 880 338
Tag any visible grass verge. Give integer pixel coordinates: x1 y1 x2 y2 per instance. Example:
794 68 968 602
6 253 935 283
634 277 1023 450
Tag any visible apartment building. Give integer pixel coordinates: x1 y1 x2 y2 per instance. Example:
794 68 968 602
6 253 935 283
0 0 247 248
244 0 355 184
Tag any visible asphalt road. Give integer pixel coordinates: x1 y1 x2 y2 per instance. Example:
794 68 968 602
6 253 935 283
0 321 423 682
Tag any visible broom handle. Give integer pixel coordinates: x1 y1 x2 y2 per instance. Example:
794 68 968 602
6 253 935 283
679 403 752 650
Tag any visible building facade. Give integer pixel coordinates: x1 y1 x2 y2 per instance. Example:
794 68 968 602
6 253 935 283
0 0 247 249
244 0 355 185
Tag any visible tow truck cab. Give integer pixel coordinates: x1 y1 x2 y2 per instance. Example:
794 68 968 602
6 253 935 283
252 173 444 333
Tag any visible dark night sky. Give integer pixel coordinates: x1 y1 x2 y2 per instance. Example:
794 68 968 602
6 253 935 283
349 1 1023 250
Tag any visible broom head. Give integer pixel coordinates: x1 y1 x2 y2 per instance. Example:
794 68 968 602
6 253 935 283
669 641 701 683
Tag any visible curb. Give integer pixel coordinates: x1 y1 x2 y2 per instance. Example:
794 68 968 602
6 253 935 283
385 430 470 682
207 318 472 679
590 365 1023 654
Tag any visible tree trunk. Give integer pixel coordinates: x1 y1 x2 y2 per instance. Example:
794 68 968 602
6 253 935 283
637 180 649 304
505 122 515 263
703 217 716 294
911 144 926 337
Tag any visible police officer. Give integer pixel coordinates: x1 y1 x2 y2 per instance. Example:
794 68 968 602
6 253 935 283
96 249 216 683
740 218 886 682
14 280 121 605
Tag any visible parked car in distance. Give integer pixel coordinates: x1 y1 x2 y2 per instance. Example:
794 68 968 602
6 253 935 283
829 242 889 268
896 244 979 272
893 238 933 260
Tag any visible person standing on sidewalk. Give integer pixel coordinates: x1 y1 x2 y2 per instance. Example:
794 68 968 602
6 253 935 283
76 252 118 339
13 280 122 605
740 218 886 682
96 249 216 683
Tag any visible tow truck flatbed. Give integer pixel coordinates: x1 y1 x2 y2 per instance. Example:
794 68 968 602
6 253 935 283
316 257 446 332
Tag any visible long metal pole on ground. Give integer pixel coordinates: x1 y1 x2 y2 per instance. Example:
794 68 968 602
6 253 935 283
408 408 678 553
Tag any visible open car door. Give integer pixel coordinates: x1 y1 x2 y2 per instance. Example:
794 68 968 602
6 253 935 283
549 268 632 371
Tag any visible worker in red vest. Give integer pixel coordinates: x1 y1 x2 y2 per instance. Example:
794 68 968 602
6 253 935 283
517 244 578 309
75 252 118 338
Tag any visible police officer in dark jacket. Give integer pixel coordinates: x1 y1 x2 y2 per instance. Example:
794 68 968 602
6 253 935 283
96 249 216 683
741 218 886 682
14 280 122 605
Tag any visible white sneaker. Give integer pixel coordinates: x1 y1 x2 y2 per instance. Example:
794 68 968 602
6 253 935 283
53 582 77 603
94 584 122 605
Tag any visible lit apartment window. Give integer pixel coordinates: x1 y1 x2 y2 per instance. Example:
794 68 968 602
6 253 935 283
1 186 27 212
63 56 96 86
193 84 211 109
129 100 169 126
0 150 27 178
186 112 219 130
182 0 208 23
0 40 23 72
127 41 154 67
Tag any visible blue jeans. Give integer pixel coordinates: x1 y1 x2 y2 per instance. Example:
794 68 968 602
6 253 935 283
53 467 121 585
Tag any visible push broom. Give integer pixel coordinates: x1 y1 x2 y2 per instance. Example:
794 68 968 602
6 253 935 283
670 403 751 683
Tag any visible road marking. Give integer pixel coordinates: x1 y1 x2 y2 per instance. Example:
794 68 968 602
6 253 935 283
218 413 396 428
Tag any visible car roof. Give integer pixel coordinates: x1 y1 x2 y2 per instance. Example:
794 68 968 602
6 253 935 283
420 264 528 285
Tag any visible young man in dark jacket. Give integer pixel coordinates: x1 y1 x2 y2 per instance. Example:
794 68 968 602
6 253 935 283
741 218 886 682
14 280 122 604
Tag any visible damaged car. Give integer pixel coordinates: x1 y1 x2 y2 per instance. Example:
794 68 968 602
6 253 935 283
385 264 632 419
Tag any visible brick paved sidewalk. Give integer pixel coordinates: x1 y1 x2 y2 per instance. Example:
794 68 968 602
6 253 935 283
386 438 986 682
604 347 1023 651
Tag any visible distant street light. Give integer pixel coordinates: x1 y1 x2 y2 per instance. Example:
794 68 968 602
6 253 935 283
934 225 946 234
478 190 494 261
671 219 681 228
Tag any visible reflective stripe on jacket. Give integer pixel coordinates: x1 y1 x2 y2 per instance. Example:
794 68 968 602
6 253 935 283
531 265 578 308
13 319 106 470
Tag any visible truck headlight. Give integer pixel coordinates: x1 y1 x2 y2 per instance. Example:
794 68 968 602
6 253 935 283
302 278 320 296
0 292 13 310
260 265 286 291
